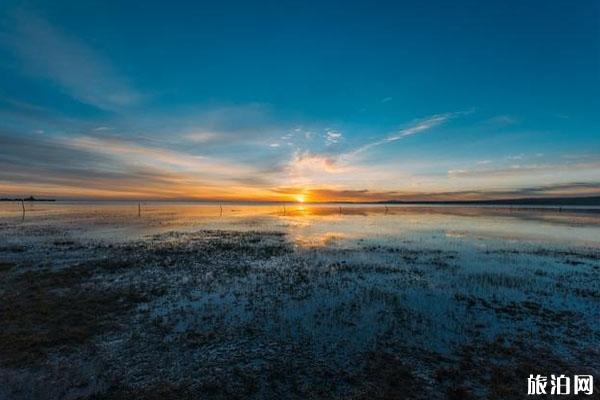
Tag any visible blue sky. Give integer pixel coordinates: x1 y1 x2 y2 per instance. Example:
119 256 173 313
0 0 598 201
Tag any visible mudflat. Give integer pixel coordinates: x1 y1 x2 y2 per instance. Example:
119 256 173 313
0 203 598 399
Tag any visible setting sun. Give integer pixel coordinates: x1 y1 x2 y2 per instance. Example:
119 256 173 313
295 194 306 203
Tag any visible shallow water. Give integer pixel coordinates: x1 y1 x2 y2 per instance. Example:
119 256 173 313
0 201 598 399
2 201 599 246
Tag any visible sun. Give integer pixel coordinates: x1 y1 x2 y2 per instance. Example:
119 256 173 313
295 194 305 203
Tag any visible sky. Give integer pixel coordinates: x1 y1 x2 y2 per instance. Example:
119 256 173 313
0 0 599 202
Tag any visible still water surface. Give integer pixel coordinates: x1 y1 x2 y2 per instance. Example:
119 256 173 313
0 201 598 396
2 201 599 247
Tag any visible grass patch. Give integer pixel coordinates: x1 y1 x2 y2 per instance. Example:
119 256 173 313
0 261 16 273
463 272 529 289
0 282 147 366
0 258 149 367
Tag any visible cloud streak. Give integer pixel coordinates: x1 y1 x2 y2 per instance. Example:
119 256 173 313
0 129 281 199
270 182 600 203
348 111 465 157
1 100 597 202
324 130 343 145
447 162 600 179
3 10 142 111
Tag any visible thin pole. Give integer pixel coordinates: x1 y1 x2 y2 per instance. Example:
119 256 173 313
339 206 342 215
21 199 25 221
220 203 223 216
283 204 286 216
138 202 141 217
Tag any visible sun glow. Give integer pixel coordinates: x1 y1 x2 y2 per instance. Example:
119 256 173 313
295 194 306 203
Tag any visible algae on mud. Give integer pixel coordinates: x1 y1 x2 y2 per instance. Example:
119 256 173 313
0 203 598 399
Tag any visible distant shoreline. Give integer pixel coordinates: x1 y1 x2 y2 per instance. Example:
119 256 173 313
0 198 56 202
1 195 598 206
369 196 600 207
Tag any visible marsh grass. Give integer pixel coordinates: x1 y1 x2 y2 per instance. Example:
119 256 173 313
0 263 148 366
0 224 598 400
462 272 530 289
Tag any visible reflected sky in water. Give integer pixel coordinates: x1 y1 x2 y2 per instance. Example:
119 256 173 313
1 200 598 386
1 202 599 248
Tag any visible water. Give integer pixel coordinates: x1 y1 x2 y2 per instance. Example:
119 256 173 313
2 201 599 246
0 201 598 398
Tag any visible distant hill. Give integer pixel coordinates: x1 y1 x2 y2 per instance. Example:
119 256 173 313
0 196 56 202
374 196 600 206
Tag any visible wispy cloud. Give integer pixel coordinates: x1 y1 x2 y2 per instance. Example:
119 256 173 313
324 130 343 145
65 136 259 180
182 132 220 143
348 111 466 157
483 115 518 126
287 152 344 175
511 182 600 197
3 10 142 111
270 181 600 203
0 128 283 199
271 111 472 189
447 161 600 179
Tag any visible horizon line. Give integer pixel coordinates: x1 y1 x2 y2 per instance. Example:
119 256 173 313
3 194 600 205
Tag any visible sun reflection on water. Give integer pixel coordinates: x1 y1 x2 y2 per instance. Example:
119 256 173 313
0 202 599 247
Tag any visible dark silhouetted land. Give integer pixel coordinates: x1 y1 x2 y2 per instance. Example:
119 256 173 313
372 196 600 206
0 196 55 202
